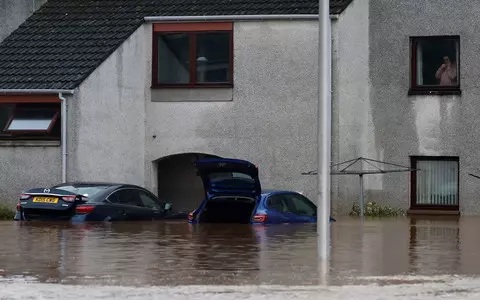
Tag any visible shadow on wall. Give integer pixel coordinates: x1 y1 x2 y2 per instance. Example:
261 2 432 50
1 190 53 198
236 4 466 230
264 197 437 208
155 153 221 212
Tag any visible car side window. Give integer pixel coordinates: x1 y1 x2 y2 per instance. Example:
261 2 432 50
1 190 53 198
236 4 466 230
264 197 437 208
108 189 143 207
282 194 317 216
138 190 162 210
267 195 289 213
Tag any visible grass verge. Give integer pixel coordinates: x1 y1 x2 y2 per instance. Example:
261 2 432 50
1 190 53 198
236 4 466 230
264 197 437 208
0 204 15 220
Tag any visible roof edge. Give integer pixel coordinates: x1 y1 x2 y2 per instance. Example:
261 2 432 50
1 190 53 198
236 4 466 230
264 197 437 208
144 14 340 22
0 89 75 95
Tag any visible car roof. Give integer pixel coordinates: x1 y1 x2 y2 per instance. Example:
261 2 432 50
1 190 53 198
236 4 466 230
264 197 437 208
52 182 148 190
261 189 300 196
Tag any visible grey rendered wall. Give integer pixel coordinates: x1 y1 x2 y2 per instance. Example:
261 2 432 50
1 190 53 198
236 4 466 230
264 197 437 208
145 21 319 203
68 25 147 186
368 0 480 214
0 143 61 207
0 0 46 42
331 0 378 214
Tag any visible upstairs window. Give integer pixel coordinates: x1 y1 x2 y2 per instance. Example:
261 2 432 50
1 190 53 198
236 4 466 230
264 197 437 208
152 22 233 88
409 36 461 95
0 103 60 140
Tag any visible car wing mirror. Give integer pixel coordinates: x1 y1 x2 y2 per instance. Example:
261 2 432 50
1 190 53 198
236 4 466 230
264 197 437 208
164 202 172 211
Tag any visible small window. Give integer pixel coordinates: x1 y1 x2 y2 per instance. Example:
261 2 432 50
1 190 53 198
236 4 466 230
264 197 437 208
0 103 60 140
409 36 461 95
411 156 459 210
152 22 233 88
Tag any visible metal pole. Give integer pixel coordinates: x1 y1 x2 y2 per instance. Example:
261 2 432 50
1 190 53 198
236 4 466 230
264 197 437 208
317 0 332 260
359 174 364 217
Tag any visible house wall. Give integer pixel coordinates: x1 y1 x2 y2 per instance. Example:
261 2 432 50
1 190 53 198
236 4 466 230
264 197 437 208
0 143 61 207
367 0 480 214
145 21 319 205
67 25 147 186
331 0 376 214
0 0 46 42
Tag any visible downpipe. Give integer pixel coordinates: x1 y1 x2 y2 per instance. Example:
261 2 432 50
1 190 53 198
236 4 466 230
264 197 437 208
58 93 68 183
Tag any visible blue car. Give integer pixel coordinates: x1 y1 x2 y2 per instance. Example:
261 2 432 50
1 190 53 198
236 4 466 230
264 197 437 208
188 158 335 225
14 182 187 222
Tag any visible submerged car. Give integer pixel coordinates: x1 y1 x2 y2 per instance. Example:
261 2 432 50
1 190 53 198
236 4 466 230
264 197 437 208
188 158 335 225
14 182 187 222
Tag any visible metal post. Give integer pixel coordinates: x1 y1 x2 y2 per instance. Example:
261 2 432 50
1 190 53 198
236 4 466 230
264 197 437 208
317 0 332 260
359 174 364 217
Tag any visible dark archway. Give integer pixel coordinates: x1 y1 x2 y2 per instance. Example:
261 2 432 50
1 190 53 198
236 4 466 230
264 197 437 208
156 152 222 212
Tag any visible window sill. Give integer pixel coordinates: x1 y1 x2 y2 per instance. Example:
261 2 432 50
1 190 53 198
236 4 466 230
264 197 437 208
0 140 60 147
152 84 233 89
151 87 233 102
408 88 462 96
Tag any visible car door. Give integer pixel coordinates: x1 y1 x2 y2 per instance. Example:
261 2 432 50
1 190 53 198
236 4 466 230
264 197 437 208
280 193 317 223
107 189 153 221
265 194 293 224
137 190 165 220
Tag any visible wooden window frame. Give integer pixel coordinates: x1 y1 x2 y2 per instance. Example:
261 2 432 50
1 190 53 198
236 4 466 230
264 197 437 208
410 156 460 211
151 22 234 89
408 35 461 96
0 101 61 141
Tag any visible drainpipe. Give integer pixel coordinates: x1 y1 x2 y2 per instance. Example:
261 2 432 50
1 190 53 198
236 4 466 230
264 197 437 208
58 92 68 183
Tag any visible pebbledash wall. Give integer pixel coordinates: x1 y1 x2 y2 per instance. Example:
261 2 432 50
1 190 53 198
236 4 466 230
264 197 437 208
0 0 46 42
361 0 480 215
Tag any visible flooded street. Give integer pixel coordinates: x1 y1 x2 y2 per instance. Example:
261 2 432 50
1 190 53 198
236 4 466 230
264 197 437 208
2 216 480 298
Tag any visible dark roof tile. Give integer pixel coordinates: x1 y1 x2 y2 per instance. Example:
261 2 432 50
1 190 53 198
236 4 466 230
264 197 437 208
0 0 354 90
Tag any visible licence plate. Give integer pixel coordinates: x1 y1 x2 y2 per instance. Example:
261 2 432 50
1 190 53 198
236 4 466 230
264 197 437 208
32 197 59 204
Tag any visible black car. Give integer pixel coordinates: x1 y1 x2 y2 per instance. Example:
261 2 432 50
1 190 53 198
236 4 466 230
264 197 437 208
14 182 188 222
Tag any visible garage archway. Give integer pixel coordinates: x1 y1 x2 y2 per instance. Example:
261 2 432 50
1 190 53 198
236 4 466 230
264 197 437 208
155 153 222 212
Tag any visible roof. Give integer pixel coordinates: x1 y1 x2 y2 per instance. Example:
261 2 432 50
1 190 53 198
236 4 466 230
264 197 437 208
0 0 354 90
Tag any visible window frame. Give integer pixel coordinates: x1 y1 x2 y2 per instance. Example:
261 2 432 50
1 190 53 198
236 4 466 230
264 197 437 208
151 22 234 89
409 35 461 96
410 156 460 211
0 96 62 141
4 105 59 134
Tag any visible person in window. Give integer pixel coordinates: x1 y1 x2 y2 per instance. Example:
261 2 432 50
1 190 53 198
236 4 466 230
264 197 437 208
435 56 457 86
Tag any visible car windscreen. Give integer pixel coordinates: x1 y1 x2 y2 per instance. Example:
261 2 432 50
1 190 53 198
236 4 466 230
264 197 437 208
54 185 110 199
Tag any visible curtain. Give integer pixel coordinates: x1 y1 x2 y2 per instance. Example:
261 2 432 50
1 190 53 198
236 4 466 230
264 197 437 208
416 160 458 205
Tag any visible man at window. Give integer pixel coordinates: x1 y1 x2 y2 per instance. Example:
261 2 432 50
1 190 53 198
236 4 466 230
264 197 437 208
435 56 457 86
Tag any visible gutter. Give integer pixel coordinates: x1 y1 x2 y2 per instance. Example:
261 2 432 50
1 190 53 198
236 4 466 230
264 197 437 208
144 14 340 22
0 89 74 95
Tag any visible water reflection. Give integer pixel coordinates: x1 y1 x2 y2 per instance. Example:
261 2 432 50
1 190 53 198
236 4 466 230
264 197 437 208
0 216 479 286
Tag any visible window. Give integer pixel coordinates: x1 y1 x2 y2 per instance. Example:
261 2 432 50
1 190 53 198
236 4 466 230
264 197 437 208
138 190 162 210
108 189 143 207
152 22 233 88
411 156 459 210
282 194 317 217
409 36 461 95
267 194 317 217
0 103 60 140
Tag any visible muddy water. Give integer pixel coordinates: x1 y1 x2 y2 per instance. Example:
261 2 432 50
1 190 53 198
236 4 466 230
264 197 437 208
0 216 478 286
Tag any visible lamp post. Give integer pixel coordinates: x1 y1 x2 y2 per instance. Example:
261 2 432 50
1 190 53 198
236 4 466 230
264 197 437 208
317 0 332 260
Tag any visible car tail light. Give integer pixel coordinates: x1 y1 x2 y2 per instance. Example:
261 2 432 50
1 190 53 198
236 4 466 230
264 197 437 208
75 205 95 214
19 194 30 200
61 195 76 202
16 203 21 211
253 214 267 223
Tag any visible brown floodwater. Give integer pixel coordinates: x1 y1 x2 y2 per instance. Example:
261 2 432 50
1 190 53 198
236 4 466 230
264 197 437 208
0 215 478 286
